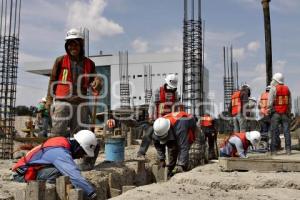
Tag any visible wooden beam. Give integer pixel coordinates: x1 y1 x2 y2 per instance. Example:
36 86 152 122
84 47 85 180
219 157 300 172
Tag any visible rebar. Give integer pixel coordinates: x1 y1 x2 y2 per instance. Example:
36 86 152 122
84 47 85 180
119 51 130 108
0 0 21 159
144 64 152 105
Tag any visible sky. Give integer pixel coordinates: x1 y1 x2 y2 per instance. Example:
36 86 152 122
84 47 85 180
17 0 300 113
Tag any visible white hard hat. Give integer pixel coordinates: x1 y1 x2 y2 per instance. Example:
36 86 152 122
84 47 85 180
65 28 84 40
153 118 170 139
240 83 250 90
272 73 284 84
246 131 261 146
266 85 271 91
74 130 97 157
165 74 178 89
249 97 257 102
40 97 46 102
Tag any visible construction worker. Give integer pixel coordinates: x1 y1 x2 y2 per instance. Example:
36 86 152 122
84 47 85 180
268 73 292 155
12 130 98 200
199 113 218 159
36 97 51 137
220 131 261 158
137 74 181 157
231 84 251 133
46 28 103 137
152 111 196 177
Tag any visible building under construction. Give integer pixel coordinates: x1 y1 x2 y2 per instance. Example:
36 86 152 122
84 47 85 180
0 0 21 159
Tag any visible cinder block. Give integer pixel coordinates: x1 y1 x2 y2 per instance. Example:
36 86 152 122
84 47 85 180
122 185 136 193
56 176 70 200
45 184 56 200
25 181 46 200
68 188 83 200
152 164 167 182
110 188 122 198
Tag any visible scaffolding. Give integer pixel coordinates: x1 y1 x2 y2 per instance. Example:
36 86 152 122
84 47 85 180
119 51 130 108
223 45 239 112
182 0 203 117
144 64 152 105
0 0 21 159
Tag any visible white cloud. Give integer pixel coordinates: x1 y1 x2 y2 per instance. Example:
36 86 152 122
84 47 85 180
247 41 260 52
233 48 245 60
131 38 149 53
67 0 124 40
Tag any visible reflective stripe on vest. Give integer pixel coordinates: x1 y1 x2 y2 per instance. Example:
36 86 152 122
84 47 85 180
274 84 290 114
156 86 176 117
55 55 93 98
200 115 213 127
163 112 195 144
231 90 241 116
12 137 71 181
221 132 249 157
259 92 269 116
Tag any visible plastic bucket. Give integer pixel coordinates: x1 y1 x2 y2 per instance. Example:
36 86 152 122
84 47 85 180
105 137 125 162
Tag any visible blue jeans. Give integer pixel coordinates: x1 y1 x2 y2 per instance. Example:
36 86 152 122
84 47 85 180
270 113 291 152
13 167 61 183
233 113 247 133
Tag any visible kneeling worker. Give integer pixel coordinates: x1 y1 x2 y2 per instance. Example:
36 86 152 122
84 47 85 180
220 131 261 158
153 111 196 177
12 130 98 200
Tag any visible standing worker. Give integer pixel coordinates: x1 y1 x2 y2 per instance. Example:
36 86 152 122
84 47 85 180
199 113 218 159
12 130 98 200
46 28 103 137
220 131 261 158
152 111 196 177
137 74 182 157
268 73 292 155
36 97 51 137
231 84 251 133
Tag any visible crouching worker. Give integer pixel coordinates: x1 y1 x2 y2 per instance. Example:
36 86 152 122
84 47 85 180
153 111 196 177
12 130 98 200
220 131 261 158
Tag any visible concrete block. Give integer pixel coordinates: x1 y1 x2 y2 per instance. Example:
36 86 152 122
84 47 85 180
110 188 121 198
68 188 83 200
56 176 70 200
13 189 26 200
25 181 46 200
122 185 136 193
45 184 56 200
152 164 167 182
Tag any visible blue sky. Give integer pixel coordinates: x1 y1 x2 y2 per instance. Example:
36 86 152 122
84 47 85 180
17 0 300 112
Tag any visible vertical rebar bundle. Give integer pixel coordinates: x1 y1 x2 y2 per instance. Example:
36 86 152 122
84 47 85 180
261 0 273 86
223 45 238 112
295 97 300 117
0 0 21 159
119 51 130 108
182 0 203 117
144 64 152 105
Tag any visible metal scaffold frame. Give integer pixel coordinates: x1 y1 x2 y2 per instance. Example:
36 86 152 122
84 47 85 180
182 0 203 117
144 64 152 105
0 0 21 159
119 51 130 108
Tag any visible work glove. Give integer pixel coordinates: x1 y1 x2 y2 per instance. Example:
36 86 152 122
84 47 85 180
91 76 103 96
88 192 97 200
159 159 166 168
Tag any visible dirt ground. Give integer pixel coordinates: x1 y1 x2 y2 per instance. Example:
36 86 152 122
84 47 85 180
112 159 300 200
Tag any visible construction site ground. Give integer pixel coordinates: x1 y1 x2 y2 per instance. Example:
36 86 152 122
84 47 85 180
0 133 300 200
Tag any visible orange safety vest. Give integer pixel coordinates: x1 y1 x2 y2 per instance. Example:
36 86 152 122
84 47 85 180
156 86 176 118
221 132 249 157
231 90 241 116
259 91 269 116
55 55 94 98
274 84 290 114
12 137 71 182
106 119 116 129
200 115 213 127
163 112 195 144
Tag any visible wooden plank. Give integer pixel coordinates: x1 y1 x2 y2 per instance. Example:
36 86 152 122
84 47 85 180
68 189 83 200
56 176 70 200
25 181 46 200
219 157 300 172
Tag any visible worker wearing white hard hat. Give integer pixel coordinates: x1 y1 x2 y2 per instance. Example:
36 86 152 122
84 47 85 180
137 73 183 158
267 72 292 155
220 131 261 158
